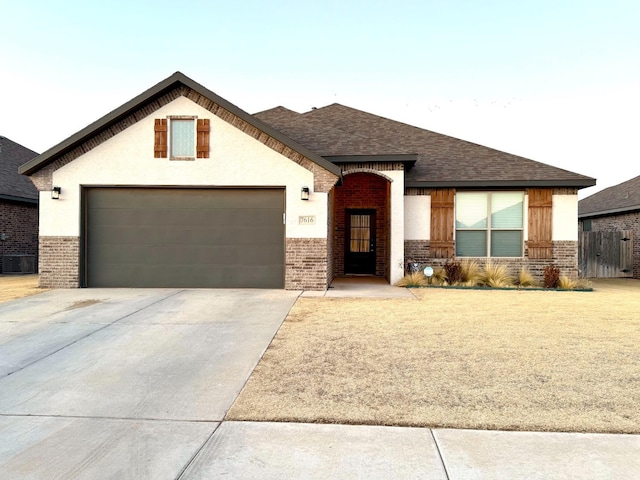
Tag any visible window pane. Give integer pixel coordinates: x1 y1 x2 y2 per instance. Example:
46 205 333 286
456 230 487 256
350 214 370 253
456 193 488 228
491 231 523 257
170 119 195 157
491 193 523 228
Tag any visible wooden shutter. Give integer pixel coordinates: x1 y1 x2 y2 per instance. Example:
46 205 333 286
154 119 167 158
527 188 553 259
430 188 455 258
197 119 210 158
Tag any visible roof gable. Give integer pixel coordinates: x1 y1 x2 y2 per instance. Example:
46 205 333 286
19 73 341 183
0 136 38 203
579 174 640 217
258 103 596 189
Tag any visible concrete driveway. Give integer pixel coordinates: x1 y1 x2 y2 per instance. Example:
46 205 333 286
0 288 299 478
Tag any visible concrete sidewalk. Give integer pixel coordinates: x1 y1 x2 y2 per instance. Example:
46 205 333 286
180 422 640 479
301 276 416 298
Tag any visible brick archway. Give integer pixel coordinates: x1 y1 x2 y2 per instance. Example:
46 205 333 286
332 172 391 279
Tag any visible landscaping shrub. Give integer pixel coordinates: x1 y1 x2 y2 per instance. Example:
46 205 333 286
395 272 429 287
543 264 561 289
443 259 462 285
482 261 512 288
460 259 483 286
515 267 539 287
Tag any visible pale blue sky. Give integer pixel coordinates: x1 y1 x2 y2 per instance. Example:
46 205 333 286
2 0 638 198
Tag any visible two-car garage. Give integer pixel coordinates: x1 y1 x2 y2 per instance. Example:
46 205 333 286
83 188 285 288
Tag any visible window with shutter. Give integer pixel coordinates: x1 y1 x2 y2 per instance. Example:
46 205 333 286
455 191 524 257
154 117 210 160
527 188 553 259
430 188 455 258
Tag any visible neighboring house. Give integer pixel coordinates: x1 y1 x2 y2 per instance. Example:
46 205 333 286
0 136 39 273
578 175 640 279
19 72 595 290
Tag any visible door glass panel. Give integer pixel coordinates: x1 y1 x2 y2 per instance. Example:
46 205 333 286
350 214 371 253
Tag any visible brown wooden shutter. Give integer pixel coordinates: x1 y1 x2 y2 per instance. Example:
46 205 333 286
154 119 167 158
527 188 553 259
197 119 210 158
430 188 455 258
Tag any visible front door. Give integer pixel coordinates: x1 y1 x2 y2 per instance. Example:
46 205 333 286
345 209 376 274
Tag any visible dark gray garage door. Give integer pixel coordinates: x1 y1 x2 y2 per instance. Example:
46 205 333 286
84 188 285 288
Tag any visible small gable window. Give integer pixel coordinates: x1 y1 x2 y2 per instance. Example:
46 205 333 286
170 118 195 158
154 117 210 159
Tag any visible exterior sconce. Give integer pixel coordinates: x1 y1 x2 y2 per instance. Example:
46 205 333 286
51 186 61 200
301 186 310 201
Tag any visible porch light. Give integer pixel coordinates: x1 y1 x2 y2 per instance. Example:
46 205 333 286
51 186 61 200
301 186 310 201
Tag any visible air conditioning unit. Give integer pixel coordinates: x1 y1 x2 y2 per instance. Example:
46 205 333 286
2 255 36 274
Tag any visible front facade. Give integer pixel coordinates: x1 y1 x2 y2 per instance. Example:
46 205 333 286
20 73 595 290
0 137 39 273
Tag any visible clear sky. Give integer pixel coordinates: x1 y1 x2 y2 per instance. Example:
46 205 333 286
2 0 638 198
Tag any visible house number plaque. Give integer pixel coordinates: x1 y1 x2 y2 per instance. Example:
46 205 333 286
298 215 316 225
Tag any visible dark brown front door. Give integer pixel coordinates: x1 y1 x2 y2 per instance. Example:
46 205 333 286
345 209 376 274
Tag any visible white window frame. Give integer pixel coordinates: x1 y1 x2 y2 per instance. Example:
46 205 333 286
455 191 524 258
168 115 196 160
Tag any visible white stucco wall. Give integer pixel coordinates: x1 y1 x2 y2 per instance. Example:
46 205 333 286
40 96 327 238
552 194 579 241
385 170 405 285
404 195 430 240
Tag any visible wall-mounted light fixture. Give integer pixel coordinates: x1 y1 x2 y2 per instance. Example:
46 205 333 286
51 186 61 200
301 186 310 201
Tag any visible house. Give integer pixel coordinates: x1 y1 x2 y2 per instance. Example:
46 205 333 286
0 136 39 273
19 72 595 289
578 175 640 278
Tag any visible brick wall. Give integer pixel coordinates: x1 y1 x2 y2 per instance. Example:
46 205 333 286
585 212 640 279
333 173 390 277
404 240 579 280
38 236 79 288
0 201 39 271
285 237 328 290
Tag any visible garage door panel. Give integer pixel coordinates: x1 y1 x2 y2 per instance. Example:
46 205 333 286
89 207 283 228
85 188 285 288
89 244 284 266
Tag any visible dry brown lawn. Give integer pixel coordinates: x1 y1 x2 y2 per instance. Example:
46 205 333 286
227 279 640 433
0 275 47 303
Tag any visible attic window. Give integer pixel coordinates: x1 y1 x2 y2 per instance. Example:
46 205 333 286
170 117 195 159
154 117 210 159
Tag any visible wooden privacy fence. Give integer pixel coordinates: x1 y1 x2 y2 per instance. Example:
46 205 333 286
579 230 633 278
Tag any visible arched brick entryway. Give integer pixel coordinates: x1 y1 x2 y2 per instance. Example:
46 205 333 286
332 172 391 280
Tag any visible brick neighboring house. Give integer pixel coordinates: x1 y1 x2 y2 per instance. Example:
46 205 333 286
0 136 39 273
578 175 640 279
19 72 595 289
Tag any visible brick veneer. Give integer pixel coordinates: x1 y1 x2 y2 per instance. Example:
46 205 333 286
333 172 390 278
38 236 79 288
583 212 640 279
0 201 38 261
404 240 579 280
286 237 328 290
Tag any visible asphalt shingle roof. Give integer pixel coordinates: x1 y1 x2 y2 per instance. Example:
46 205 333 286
255 103 595 188
0 136 39 202
578 175 640 217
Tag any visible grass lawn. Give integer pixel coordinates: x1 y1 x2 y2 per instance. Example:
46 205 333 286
0 275 46 303
226 279 640 433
